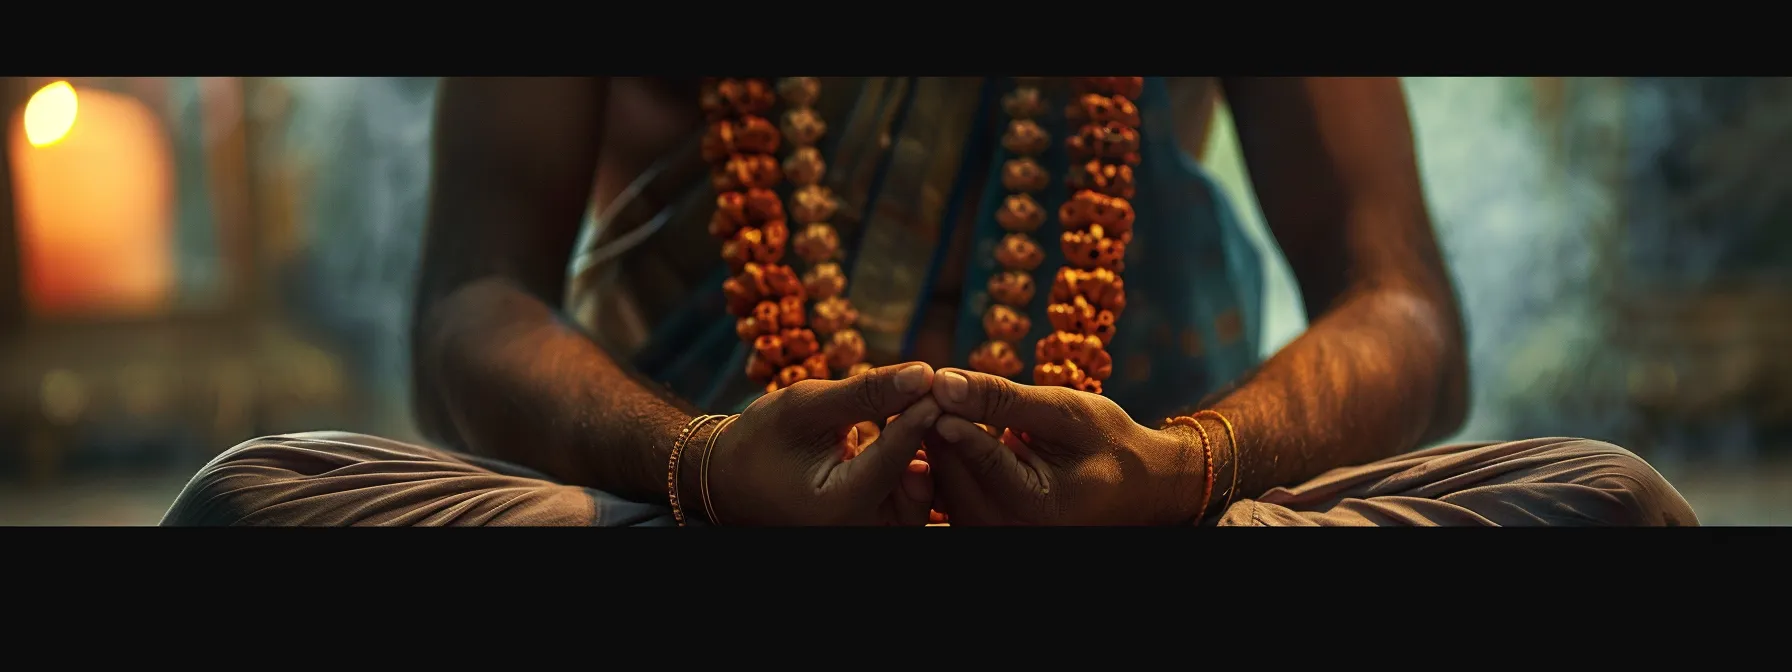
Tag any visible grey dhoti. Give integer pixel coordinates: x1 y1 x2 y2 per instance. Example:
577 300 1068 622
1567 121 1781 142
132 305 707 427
160 432 1698 527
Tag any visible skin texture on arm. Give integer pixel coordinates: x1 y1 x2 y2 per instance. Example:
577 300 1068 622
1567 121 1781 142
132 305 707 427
410 77 694 503
1186 76 1470 516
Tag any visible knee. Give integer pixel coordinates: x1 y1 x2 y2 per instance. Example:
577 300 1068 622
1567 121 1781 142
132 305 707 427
1531 439 1699 526
159 434 332 526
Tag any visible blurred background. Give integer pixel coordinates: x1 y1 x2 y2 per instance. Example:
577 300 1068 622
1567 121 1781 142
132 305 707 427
1 76 1787 525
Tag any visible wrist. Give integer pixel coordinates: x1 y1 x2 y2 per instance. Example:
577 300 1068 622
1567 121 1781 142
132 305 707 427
1151 424 1212 525
643 411 696 503
675 415 735 525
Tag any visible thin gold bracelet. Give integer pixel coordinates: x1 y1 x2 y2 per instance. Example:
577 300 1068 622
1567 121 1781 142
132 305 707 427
669 414 726 527
1192 410 1240 519
699 414 741 526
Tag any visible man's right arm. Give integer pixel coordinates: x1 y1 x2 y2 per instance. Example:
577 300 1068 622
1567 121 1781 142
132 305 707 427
410 77 694 504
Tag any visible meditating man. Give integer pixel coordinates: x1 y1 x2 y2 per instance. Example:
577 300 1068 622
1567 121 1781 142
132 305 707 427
161 77 1697 526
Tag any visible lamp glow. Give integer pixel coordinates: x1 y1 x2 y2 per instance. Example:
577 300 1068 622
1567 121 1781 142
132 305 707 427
24 81 78 147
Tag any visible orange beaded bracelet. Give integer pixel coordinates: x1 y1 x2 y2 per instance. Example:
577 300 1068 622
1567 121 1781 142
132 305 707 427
1162 414 1216 524
669 414 727 527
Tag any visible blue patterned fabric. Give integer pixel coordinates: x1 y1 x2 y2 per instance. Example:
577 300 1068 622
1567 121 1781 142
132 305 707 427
629 78 1265 423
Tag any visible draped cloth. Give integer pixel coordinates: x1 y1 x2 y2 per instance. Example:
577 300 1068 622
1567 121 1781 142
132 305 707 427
564 77 1265 420
161 432 1698 527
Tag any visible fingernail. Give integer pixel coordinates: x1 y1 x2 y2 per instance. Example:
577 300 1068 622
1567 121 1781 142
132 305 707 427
938 371 967 403
938 419 964 442
895 364 928 393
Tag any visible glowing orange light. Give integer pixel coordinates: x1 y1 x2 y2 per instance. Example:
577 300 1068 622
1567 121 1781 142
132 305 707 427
10 83 175 318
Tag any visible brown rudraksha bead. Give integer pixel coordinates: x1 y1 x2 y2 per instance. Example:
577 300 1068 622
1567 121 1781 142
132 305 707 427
996 194 1046 233
1032 360 1083 388
1002 86 1047 119
701 116 781 164
1059 190 1135 238
810 296 859 336
781 108 828 147
1065 94 1141 129
824 329 867 369
1047 298 1094 333
1067 159 1137 200
777 295 807 328
736 226 785 266
1035 331 1111 380
702 78 777 120
775 365 812 390
737 316 774 342
995 233 1044 272
802 353 830 381
712 154 783 192
802 262 847 299
791 185 838 223
970 340 1024 378
1052 267 1127 314
782 146 826 187
777 77 821 108
751 300 781 327
1001 158 1049 193
723 276 761 317
793 223 840 263
983 304 1032 343
754 334 788 367
782 328 820 361
1073 77 1144 101
1002 120 1051 156
987 271 1037 307
761 264 804 298
1061 230 1127 271
1066 123 1141 165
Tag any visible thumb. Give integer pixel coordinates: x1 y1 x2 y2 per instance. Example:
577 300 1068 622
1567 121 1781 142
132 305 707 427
829 397 942 510
930 368 1085 439
791 362 934 425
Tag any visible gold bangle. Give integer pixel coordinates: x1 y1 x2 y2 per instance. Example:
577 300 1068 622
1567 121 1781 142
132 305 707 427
1192 410 1240 518
669 414 726 527
699 414 741 526
1161 415 1215 524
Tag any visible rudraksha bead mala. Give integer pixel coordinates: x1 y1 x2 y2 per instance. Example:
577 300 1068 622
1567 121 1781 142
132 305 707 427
708 76 1143 398
1034 77 1142 396
968 79 1051 380
778 77 868 380
705 78 826 393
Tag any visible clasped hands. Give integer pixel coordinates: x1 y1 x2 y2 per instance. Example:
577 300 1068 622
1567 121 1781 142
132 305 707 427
703 362 1205 526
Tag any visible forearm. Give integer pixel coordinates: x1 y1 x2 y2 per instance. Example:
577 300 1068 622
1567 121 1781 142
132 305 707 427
1192 287 1465 514
414 276 695 503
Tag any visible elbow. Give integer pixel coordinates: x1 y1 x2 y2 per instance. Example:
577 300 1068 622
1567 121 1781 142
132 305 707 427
408 270 469 448
1421 279 1470 441
1367 279 1469 443
406 274 542 448
1429 342 1470 441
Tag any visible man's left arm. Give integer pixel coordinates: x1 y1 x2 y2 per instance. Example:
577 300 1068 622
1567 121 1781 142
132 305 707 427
1193 77 1469 511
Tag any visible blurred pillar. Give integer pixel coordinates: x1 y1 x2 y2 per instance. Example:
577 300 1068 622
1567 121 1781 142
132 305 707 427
238 77 279 318
201 77 260 317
